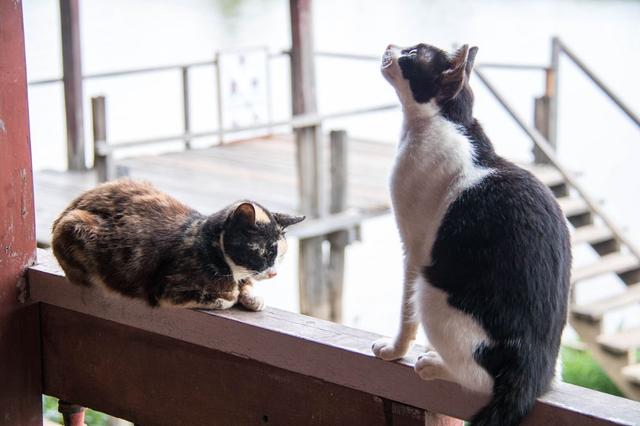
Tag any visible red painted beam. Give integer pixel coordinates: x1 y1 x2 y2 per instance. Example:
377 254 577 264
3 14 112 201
0 0 41 424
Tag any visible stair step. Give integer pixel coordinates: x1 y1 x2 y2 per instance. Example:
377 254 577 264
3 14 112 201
597 327 640 355
571 284 640 322
622 364 640 385
557 196 589 219
571 224 615 246
525 164 565 187
572 252 640 283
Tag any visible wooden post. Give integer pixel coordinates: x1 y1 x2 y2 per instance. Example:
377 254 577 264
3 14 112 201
533 37 560 164
60 0 86 170
328 130 348 322
0 0 42 423
92 96 114 182
290 0 328 319
58 401 86 426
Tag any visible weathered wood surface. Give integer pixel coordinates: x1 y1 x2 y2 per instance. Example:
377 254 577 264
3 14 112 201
29 250 640 425
59 0 86 170
0 1 42 423
34 134 395 246
41 304 426 426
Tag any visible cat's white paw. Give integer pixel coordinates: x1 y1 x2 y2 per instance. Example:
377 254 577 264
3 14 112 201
240 294 265 312
371 337 410 361
414 351 446 380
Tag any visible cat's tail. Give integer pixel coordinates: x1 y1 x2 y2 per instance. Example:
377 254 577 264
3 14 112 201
469 344 551 426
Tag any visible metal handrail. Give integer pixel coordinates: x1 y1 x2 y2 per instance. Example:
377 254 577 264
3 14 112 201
555 38 640 128
474 67 640 261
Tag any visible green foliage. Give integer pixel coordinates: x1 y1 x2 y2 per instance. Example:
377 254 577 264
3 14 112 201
561 347 624 397
43 395 110 426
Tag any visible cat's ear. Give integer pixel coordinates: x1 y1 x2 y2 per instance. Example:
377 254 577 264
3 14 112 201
466 46 479 76
438 44 470 101
232 202 256 225
273 212 305 228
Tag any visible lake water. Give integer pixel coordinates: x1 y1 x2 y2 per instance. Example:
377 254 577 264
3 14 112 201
23 0 640 337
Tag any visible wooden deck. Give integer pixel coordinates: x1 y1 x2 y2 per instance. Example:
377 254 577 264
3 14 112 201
34 134 395 246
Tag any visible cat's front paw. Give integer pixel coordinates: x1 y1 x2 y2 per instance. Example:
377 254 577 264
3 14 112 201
371 337 410 361
239 294 265 312
414 351 447 381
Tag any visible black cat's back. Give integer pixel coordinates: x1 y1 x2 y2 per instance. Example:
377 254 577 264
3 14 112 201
425 158 571 424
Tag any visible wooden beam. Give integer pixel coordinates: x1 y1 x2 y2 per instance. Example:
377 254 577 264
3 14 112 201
289 0 327 318
28 251 640 425
60 0 86 170
41 304 425 425
0 1 42 423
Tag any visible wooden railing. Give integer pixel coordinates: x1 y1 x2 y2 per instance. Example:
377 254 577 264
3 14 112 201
27 250 640 425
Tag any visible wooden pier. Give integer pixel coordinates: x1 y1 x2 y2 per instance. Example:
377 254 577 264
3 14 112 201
34 133 394 247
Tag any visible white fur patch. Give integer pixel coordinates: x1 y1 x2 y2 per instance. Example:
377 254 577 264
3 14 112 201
417 276 494 393
254 205 270 224
220 233 253 282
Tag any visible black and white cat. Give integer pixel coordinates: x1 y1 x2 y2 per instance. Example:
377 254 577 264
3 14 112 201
371 43 571 425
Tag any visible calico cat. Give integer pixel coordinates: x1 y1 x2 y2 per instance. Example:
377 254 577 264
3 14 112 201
371 43 571 425
52 180 304 310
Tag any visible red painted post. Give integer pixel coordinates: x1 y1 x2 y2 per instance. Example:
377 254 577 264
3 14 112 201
0 1 42 424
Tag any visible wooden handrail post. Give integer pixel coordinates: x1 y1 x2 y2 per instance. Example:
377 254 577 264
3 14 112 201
533 37 560 164
181 66 192 149
328 130 349 322
290 0 328 319
92 96 114 182
59 0 86 171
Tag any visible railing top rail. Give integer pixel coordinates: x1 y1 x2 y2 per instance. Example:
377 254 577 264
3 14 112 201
554 38 640 128
28 249 640 425
94 102 399 155
474 67 640 261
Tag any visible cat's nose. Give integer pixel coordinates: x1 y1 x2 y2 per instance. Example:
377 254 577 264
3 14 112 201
267 270 277 278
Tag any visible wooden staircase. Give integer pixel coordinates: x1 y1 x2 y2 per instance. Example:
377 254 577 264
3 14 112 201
525 163 640 400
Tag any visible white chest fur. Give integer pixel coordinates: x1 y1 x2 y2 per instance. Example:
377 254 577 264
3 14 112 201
390 114 492 269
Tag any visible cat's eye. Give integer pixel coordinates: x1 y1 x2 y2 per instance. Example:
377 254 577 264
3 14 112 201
408 49 418 57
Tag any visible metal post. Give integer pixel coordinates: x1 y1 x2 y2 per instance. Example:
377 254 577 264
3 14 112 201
59 0 86 170
91 96 114 182
181 66 192 149
328 130 348 323
264 46 274 136
215 52 225 145
290 0 328 319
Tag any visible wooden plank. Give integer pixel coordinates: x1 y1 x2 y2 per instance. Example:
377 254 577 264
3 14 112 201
522 163 564 187
0 1 42 422
29 251 640 424
622 364 640 386
572 284 640 322
59 0 86 170
572 253 640 283
91 96 114 182
533 95 552 164
572 225 615 246
40 304 425 426
557 196 590 219
598 327 640 356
